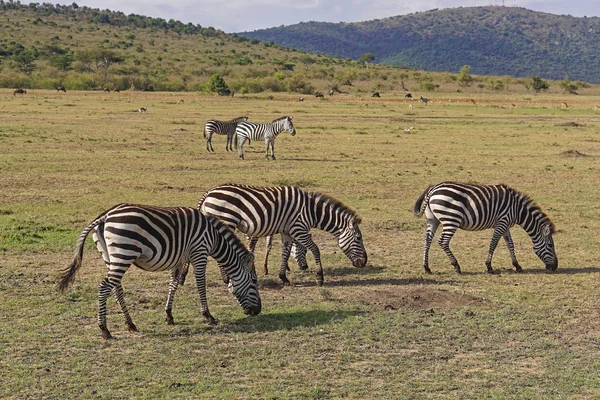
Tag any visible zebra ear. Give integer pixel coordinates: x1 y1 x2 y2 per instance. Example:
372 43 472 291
288 116 292 121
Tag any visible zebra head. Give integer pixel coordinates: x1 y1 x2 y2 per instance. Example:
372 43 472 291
227 252 262 316
283 116 296 136
532 223 558 271
338 216 368 268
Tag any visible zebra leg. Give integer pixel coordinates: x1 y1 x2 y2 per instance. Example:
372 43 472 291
177 263 189 286
437 225 461 274
278 234 295 285
265 139 270 160
112 283 137 333
190 251 217 325
247 236 259 274
422 218 439 274
263 235 273 275
206 133 213 152
503 231 522 272
165 268 181 325
485 227 505 274
97 277 115 339
292 242 309 271
270 140 276 160
238 136 246 159
294 234 324 286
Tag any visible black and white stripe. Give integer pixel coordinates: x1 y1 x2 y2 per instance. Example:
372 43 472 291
204 116 248 152
236 116 296 160
58 203 261 339
197 184 368 286
413 182 557 274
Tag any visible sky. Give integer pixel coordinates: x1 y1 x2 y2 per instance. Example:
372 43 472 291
43 0 599 32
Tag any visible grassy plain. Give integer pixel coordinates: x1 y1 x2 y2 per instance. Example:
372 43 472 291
1 88 600 399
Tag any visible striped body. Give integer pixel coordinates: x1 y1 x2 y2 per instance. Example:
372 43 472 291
204 116 248 152
413 182 557 273
198 184 367 286
58 204 260 339
236 116 296 160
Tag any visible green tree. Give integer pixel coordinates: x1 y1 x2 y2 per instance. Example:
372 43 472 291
526 75 549 92
358 53 375 66
205 73 229 93
559 75 579 94
457 65 473 86
13 50 37 73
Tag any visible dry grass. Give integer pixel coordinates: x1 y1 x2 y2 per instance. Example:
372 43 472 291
1 89 600 399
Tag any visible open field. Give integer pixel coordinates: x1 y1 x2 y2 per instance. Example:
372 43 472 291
1 89 600 399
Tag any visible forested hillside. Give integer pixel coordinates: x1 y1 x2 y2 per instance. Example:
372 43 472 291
240 7 600 83
0 2 365 93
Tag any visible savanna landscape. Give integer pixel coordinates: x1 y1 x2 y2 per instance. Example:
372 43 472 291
2 3 600 400
2 87 600 399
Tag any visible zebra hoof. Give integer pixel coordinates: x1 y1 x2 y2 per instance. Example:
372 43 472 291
316 280 324 287
423 266 432 274
279 274 291 285
166 310 175 325
100 327 113 340
127 323 138 332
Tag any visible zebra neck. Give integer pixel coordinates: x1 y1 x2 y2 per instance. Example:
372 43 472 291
308 195 348 237
516 198 544 236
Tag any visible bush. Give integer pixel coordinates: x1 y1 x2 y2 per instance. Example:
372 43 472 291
526 75 549 92
419 81 439 91
205 73 229 93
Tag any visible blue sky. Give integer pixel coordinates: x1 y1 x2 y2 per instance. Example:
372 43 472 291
43 1 599 32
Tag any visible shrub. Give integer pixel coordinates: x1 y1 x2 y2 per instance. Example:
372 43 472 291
526 75 549 92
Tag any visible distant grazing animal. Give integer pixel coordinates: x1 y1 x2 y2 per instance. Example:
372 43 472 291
372 92 380 98
315 92 324 98
138 107 147 113
328 90 334 97
413 182 557 274
177 99 184 104
561 102 568 108
203 116 248 152
104 88 110 92
196 183 368 286
419 96 429 104
470 99 477 105
13 88 26 95
57 86 66 92
594 106 599 111
236 116 296 160
57 203 261 339
114 89 120 93
217 88 232 96
405 93 412 98
299 97 304 102
408 104 413 110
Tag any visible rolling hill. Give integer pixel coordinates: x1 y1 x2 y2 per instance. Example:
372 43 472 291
240 6 600 83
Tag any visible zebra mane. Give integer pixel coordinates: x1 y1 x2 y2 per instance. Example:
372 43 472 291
228 116 248 123
271 116 290 124
504 184 556 234
205 215 250 253
308 191 362 224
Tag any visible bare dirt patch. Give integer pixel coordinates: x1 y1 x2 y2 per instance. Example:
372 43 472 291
358 286 486 311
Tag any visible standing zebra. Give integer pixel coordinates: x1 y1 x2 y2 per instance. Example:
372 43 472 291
236 116 296 160
57 204 261 340
204 116 248 152
196 183 368 286
413 182 557 274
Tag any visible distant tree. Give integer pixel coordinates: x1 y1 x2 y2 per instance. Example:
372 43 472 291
559 75 580 94
358 53 375 67
205 73 229 93
526 75 549 92
457 65 473 86
13 50 37 73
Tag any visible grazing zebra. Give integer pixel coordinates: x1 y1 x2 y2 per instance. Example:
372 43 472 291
56 86 66 92
413 182 557 274
236 116 296 160
13 88 26 95
196 183 368 286
204 116 248 152
57 203 261 340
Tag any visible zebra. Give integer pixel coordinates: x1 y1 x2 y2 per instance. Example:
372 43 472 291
195 183 368 286
203 116 248 152
413 182 557 274
57 203 261 340
236 116 296 160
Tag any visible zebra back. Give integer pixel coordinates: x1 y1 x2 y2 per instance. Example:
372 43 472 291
236 116 295 142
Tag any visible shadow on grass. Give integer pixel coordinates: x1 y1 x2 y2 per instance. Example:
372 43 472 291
520 266 600 274
320 276 457 288
228 308 365 333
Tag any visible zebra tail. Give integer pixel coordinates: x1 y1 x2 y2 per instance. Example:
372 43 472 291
57 215 107 293
203 127 206 139
197 190 211 210
413 186 432 217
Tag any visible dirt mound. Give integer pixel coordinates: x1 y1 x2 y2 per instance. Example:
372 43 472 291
360 286 486 310
559 150 591 158
556 122 584 127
